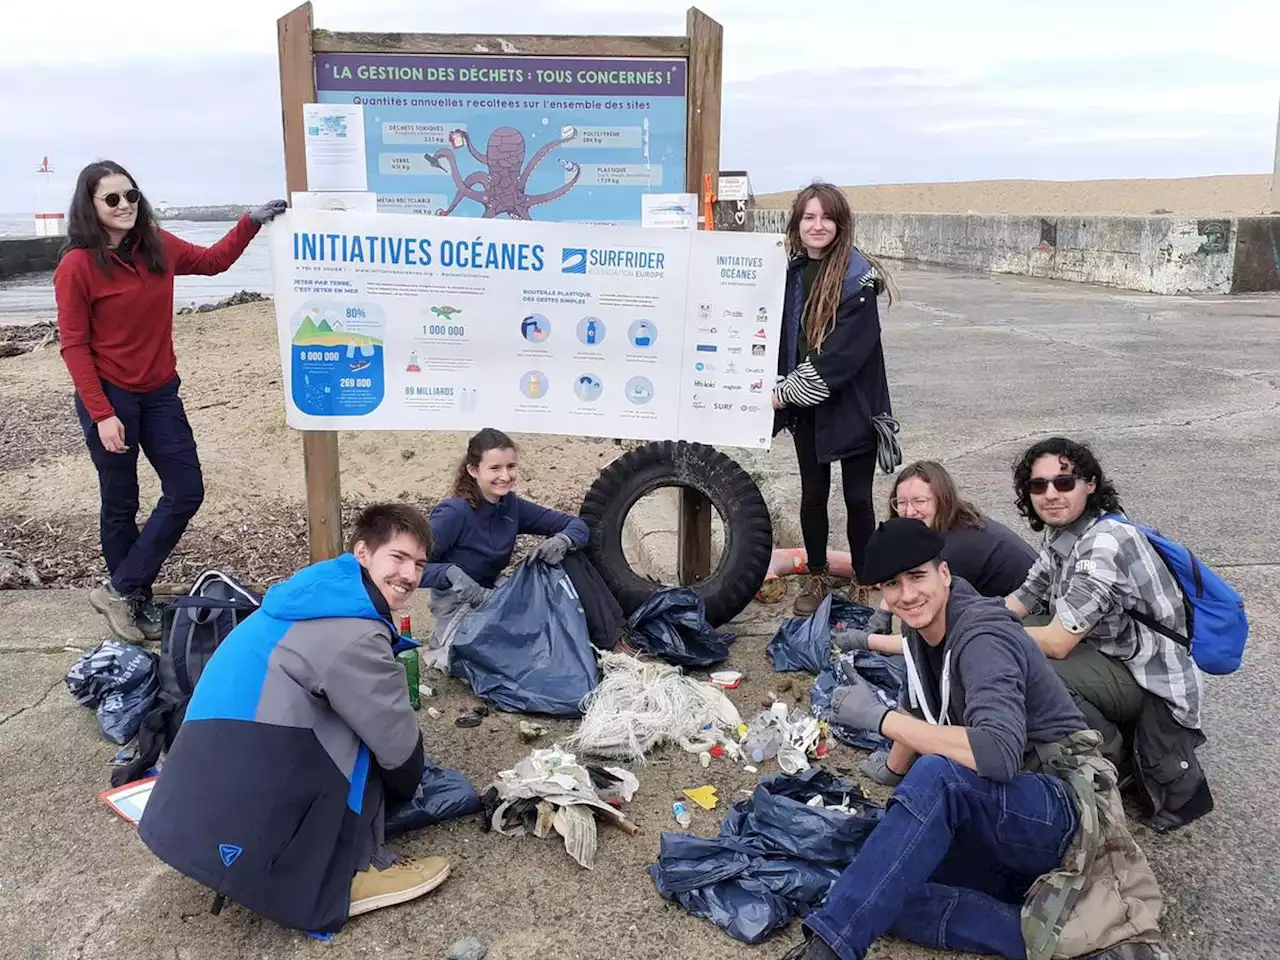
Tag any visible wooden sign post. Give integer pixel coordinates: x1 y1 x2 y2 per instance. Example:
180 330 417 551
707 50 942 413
276 3 723 579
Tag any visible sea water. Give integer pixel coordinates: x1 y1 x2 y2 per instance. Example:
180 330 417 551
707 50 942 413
0 213 272 320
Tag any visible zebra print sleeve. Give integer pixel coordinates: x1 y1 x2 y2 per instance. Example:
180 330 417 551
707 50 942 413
775 360 832 407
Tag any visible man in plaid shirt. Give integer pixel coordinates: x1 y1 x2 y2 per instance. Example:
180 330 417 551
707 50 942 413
1005 437 1212 831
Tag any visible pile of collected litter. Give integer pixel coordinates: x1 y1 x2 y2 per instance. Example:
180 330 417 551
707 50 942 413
650 768 884 943
766 594 905 751
566 651 743 762
479 746 641 869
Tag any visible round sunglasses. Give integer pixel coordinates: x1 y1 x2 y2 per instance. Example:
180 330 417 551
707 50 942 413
96 189 141 208
1028 474 1081 495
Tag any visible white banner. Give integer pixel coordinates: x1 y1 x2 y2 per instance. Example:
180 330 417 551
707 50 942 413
267 210 786 448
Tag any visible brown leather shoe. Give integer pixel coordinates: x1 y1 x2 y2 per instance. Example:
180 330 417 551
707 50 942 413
793 574 834 618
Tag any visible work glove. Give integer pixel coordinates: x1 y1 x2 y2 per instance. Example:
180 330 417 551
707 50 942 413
249 199 288 224
527 532 573 566
829 675 891 736
867 608 893 635
446 566 491 606
833 627 871 652
859 749 905 787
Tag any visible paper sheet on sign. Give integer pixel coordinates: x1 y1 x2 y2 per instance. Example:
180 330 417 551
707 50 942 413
302 104 367 191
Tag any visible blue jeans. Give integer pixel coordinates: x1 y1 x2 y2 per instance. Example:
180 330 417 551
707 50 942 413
806 755 1078 960
74 376 204 596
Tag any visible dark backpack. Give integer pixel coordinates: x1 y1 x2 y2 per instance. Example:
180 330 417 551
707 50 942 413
111 572 263 788
158 570 262 699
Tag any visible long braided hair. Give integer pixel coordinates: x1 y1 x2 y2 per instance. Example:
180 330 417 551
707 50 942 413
784 181 893 352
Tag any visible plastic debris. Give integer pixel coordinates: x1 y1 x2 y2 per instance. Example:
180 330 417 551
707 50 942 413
418 683 437 698
426 706 443 720
672 801 692 828
650 769 884 943
709 670 744 690
709 745 726 759
743 765 758 774
699 752 711 769
682 785 719 810
626 588 736 667
385 759 483 838
566 652 742 762
447 561 598 716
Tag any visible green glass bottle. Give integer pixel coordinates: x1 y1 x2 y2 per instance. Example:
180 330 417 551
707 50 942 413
396 615 420 710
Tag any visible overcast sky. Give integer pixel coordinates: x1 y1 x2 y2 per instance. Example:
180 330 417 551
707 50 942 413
3 0 1278 210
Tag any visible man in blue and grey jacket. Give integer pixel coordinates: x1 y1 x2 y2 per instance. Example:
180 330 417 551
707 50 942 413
140 503 448 933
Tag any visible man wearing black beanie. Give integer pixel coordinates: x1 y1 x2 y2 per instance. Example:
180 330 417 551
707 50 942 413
784 518 1166 960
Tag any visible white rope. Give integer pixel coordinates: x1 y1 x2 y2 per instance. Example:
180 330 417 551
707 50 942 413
567 652 742 763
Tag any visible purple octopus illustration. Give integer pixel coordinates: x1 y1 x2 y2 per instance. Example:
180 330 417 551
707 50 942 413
425 126 581 219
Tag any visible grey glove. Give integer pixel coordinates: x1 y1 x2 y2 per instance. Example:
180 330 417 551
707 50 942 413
249 199 288 225
830 675 891 735
528 532 573 566
859 749 906 787
446 565 491 606
833 627 871 652
867 608 893 635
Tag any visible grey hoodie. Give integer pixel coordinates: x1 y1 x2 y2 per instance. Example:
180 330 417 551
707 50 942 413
900 577 1086 782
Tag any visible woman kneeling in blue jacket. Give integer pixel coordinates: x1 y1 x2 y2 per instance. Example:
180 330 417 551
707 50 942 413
419 428 588 659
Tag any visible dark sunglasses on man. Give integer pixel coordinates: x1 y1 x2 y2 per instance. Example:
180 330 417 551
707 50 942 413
1028 474 1081 495
97 189 142 208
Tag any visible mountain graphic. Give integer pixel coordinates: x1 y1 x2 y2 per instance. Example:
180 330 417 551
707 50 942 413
294 313 381 347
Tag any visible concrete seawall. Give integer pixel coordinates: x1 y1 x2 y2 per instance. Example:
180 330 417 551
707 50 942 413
0 237 62 279
746 209 1279 295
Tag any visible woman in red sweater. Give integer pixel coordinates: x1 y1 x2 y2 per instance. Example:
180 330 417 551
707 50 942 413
54 160 286 642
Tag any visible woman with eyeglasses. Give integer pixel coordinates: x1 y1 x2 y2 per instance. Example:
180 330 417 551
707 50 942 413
54 160 286 642
835 460 1036 655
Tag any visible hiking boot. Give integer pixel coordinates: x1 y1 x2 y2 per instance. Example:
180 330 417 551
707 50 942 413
89 585 144 643
793 571 836 618
133 597 166 642
348 856 450 917
847 582 876 608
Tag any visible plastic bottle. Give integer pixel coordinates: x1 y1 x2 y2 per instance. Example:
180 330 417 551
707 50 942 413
585 318 598 345
396 615 420 710
743 715 782 764
672 801 692 828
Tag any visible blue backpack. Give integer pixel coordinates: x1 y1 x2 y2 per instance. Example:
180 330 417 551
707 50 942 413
1102 515 1248 674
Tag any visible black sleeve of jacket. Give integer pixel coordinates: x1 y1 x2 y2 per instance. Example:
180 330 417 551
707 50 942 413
955 634 1030 784
807 283 882 395
380 732 425 803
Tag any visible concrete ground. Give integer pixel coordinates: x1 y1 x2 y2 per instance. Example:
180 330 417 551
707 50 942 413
2 264 1277 959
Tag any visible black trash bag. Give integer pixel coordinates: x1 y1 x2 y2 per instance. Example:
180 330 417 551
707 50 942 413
384 758 484 838
65 639 160 744
766 593 874 674
649 768 883 944
449 560 598 717
626 587 735 668
809 651 906 752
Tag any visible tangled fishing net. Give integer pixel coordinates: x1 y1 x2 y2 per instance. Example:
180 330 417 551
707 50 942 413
566 652 742 762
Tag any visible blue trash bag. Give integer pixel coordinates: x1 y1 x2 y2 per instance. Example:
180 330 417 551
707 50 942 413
809 651 906 752
626 587 735 668
384 758 484 838
649 768 883 944
64 639 160 744
449 560 598 717
766 593 875 674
